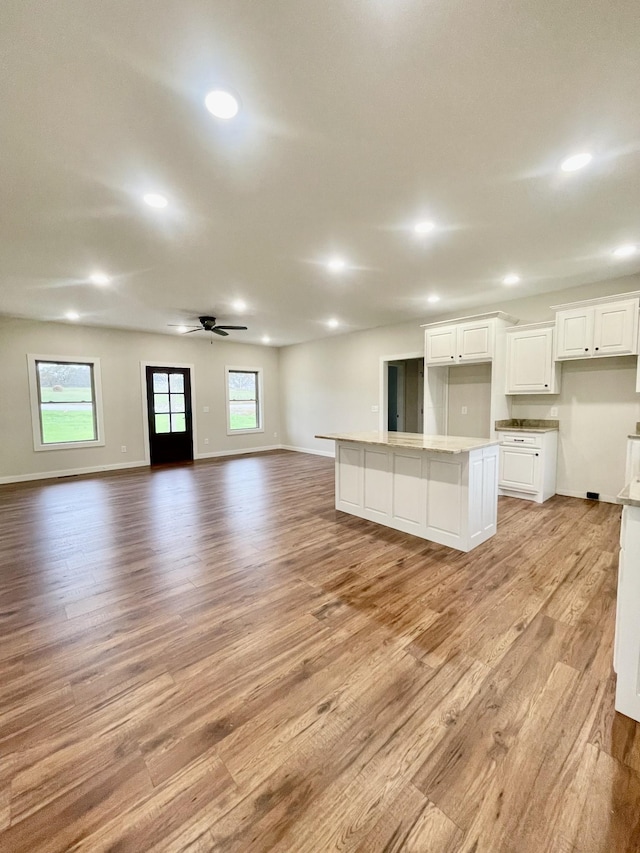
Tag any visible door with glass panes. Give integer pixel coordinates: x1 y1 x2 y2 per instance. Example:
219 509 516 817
145 366 193 465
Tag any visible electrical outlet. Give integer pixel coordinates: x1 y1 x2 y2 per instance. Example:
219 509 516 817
273 432 278 438
204 438 209 445
371 405 379 413
461 406 468 415
121 445 127 453
550 407 558 417
203 406 209 413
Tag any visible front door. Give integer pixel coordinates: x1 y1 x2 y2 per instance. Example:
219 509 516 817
145 366 193 465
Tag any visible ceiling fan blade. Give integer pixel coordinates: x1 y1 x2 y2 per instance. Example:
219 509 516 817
215 325 248 331
184 328 202 334
212 328 229 336
168 324 199 328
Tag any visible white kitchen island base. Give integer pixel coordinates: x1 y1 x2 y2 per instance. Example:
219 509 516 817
317 432 499 553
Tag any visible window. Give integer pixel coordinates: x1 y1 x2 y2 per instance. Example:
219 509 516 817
225 367 263 434
27 355 105 451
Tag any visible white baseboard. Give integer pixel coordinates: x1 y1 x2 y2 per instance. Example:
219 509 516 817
0 460 148 486
556 489 619 505
194 445 282 460
280 444 335 459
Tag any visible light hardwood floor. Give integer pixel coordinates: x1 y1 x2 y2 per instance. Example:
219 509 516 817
0 450 638 852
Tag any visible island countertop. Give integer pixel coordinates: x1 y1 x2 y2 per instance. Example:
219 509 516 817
315 431 498 454
617 479 640 507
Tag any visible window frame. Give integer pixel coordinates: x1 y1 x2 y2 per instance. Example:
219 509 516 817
225 366 264 436
27 354 105 451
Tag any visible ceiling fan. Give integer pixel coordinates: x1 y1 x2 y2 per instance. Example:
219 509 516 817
168 315 248 337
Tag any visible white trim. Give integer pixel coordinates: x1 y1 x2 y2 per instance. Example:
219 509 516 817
140 361 197 464
555 489 619 505
225 365 265 435
195 444 281 460
551 290 640 311
0 460 148 486
378 351 423 432
280 444 335 458
421 311 519 329
27 354 105 451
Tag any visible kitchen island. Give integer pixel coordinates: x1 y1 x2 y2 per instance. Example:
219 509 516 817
315 431 499 552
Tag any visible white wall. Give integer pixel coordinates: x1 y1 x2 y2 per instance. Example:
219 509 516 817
511 357 640 502
280 273 640 498
0 318 280 482
447 363 492 439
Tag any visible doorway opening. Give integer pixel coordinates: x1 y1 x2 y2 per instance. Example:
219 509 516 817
383 356 424 433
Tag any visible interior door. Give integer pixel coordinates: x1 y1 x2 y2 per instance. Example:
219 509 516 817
145 366 193 465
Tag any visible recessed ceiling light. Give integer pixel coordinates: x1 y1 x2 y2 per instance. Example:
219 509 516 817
414 221 436 235
233 299 247 312
427 294 440 303
503 273 521 285
612 244 638 259
65 311 79 321
205 89 240 120
560 152 592 172
143 193 168 209
327 318 339 329
177 326 188 334
89 272 110 286
327 257 347 273
262 335 271 344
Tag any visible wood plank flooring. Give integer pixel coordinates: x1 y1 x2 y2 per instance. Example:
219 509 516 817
0 449 637 852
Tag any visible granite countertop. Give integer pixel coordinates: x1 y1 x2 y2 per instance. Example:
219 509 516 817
617 479 640 507
495 419 559 433
315 431 498 454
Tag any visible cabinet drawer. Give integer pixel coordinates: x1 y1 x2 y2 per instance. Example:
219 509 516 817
497 431 542 448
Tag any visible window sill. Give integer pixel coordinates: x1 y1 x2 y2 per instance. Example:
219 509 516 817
226 428 265 436
34 439 106 452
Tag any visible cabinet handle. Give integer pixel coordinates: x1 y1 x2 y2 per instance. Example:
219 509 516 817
595 347 599 351
585 348 589 351
535 453 539 457
544 384 548 387
451 355 454 359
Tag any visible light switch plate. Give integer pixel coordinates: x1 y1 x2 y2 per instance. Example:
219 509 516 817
203 406 210 413
550 407 558 417
371 405 379 412
461 406 468 415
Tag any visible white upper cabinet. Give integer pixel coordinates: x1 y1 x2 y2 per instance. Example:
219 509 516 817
425 325 458 363
458 320 494 362
554 296 639 360
423 312 516 366
505 324 560 394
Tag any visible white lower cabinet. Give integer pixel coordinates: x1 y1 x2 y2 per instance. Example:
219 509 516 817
615 503 640 721
334 441 499 552
497 431 558 503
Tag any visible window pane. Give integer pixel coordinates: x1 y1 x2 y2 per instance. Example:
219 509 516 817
37 361 93 402
229 400 258 430
40 405 96 443
155 413 170 433
169 373 184 393
171 413 186 432
154 393 170 413
170 393 185 413
153 373 169 393
228 371 257 401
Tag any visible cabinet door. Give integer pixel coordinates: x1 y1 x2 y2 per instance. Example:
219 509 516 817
506 328 556 393
593 300 639 356
555 307 594 359
425 327 457 364
458 321 493 362
498 448 540 493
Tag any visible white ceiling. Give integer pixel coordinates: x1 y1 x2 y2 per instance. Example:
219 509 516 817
1 0 640 346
